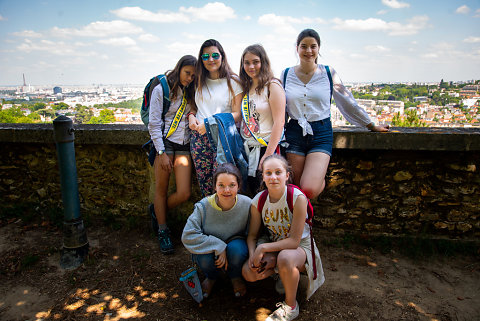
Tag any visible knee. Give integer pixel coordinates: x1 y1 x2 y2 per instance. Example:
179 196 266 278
226 241 248 264
178 189 191 202
276 251 295 272
302 181 324 200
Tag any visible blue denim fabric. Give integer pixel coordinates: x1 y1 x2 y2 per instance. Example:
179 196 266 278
204 113 248 191
192 238 248 280
285 118 333 156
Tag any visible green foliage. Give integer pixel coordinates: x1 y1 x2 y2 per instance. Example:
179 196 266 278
391 109 428 127
32 102 46 111
87 109 115 124
74 105 93 124
94 98 142 110
52 102 70 110
0 106 34 123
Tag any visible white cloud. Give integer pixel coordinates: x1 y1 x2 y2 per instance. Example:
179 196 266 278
51 20 143 38
422 53 438 59
381 0 410 9
0 14 6 21
138 34 160 43
455 5 470 14
167 41 201 54
244 15 251 21
350 53 367 59
463 36 480 43
12 30 43 38
364 45 391 52
98 37 136 46
17 39 97 56
377 10 388 15
258 13 310 35
180 2 236 22
111 6 189 23
332 15 429 36
475 9 480 18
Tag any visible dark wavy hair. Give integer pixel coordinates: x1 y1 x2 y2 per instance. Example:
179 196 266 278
195 39 238 99
165 55 197 105
239 44 276 96
213 162 242 189
296 29 321 63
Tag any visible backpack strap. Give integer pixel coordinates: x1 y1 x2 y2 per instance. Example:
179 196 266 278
324 65 333 105
282 68 289 89
157 75 170 119
257 190 269 214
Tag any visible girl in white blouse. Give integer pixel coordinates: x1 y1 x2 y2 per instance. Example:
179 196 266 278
239 44 286 194
188 39 243 197
282 29 389 200
149 55 196 254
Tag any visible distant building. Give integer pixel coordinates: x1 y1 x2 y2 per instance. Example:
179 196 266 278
413 96 428 103
53 86 62 94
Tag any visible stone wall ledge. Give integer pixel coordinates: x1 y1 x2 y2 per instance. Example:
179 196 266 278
1 123 479 151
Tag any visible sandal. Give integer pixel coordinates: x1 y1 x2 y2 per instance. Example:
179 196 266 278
201 278 216 298
231 278 247 297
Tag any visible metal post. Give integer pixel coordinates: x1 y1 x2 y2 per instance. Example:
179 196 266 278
53 115 88 270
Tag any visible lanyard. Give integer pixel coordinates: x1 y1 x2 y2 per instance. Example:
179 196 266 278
165 91 187 138
241 93 267 147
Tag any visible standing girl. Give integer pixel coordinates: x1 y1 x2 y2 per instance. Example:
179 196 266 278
149 55 196 254
282 29 389 200
182 163 251 298
188 39 243 197
239 44 286 194
242 154 324 321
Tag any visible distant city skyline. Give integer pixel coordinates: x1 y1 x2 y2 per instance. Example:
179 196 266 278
0 0 479 86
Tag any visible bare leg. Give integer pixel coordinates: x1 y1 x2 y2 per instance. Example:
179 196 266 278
286 153 305 187
242 252 277 282
167 154 192 208
299 152 330 199
276 248 306 307
153 154 174 225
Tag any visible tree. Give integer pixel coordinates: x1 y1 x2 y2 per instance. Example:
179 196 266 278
32 102 46 111
74 105 93 124
52 102 70 110
391 110 428 127
0 106 33 123
87 109 115 124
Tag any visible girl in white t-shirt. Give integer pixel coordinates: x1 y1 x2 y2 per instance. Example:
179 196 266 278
188 39 243 196
239 44 286 195
242 154 324 321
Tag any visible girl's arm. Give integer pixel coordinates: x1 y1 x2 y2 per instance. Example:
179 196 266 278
231 92 243 123
331 66 389 132
259 81 286 169
246 203 262 260
253 194 307 261
148 85 166 152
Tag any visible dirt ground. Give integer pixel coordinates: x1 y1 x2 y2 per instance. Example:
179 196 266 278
0 218 479 321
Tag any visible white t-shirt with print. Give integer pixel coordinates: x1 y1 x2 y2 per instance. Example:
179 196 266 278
252 186 310 242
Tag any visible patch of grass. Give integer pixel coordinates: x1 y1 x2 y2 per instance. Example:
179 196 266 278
0 203 37 223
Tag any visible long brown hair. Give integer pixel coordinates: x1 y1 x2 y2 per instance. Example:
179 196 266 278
165 55 197 105
239 44 275 96
195 39 238 100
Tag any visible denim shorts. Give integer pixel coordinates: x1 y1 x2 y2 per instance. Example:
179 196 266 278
285 118 333 156
164 139 190 155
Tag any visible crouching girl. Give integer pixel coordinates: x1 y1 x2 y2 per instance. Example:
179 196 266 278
242 155 324 321
182 163 250 298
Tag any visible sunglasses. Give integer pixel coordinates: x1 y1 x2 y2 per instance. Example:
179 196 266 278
201 52 221 61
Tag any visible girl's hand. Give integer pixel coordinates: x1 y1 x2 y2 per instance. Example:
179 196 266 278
215 251 228 270
252 245 265 268
158 153 172 172
197 123 206 135
188 114 200 131
368 123 389 132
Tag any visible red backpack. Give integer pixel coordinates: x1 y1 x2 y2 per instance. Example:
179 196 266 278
257 184 317 280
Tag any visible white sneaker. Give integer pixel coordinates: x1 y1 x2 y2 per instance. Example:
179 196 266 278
266 301 299 321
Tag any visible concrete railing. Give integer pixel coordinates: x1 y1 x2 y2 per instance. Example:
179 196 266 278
1 123 479 239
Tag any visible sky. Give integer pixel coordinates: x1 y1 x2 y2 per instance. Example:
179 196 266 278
0 0 479 86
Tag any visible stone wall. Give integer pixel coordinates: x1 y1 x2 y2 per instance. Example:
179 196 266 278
1 123 479 239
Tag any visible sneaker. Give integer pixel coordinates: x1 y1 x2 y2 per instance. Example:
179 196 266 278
158 227 174 254
266 301 299 321
149 204 158 236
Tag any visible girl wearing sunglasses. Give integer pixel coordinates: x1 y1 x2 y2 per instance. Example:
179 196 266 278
239 44 286 195
188 39 243 196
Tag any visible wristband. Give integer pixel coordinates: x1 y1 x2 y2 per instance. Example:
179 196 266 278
186 112 196 118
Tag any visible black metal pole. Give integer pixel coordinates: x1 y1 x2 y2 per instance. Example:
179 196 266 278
53 115 88 270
